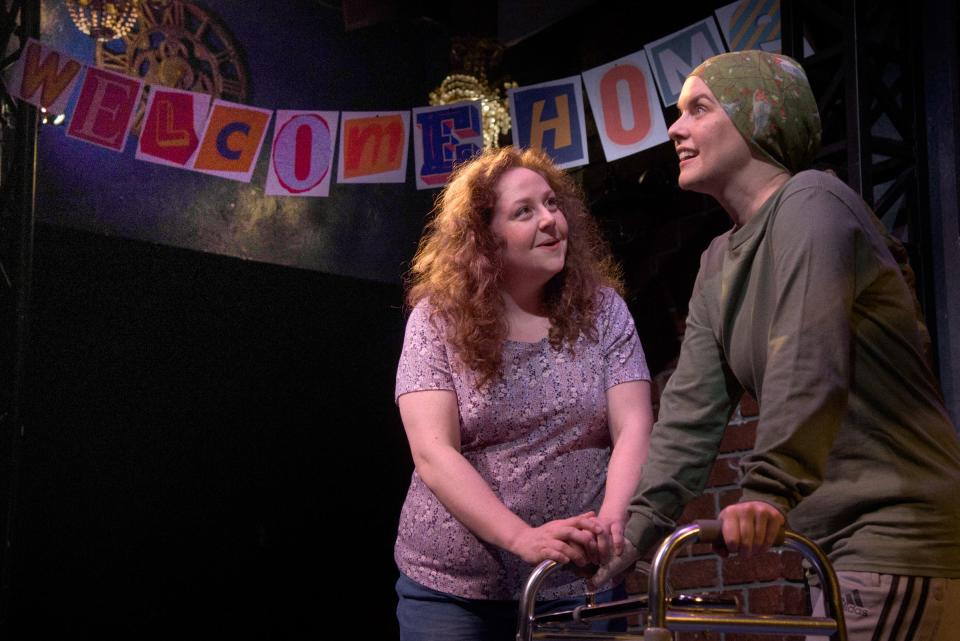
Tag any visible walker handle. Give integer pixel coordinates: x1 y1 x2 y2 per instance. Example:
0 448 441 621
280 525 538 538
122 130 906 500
694 518 786 547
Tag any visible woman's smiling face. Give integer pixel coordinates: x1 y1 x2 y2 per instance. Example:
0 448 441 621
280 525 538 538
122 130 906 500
489 167 568 288
668 76 754 197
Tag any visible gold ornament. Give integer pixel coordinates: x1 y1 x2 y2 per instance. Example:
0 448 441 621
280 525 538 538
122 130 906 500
429 38 516 149
95 0 248 133
66 0 140 42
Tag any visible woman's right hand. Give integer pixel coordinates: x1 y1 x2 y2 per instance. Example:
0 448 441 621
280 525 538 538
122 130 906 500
588 537 639 588
508 512 604 567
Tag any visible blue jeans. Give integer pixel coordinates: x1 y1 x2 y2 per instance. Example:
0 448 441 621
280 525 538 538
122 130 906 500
396 574 628 641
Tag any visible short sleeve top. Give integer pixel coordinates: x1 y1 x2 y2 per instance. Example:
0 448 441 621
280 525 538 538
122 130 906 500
394 288 649 599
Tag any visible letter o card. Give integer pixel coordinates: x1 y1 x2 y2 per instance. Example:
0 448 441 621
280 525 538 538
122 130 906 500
266 110 339 197
582 50 668 161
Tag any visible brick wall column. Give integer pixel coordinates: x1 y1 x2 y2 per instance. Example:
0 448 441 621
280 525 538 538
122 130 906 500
625 396 810 641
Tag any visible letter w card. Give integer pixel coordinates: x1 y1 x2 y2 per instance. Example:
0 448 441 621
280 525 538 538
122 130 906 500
4 38 84 115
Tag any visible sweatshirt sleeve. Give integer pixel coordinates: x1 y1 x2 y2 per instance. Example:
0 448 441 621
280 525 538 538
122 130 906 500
736 184 867 512
624 252 743 555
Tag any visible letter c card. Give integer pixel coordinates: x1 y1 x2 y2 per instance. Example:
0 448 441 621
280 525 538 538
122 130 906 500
190 99 273 182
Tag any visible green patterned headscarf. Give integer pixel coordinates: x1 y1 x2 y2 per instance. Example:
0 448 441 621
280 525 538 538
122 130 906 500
689 50 821 174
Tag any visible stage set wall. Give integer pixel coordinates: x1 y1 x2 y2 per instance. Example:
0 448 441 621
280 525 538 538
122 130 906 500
12 1 448 637
10 1 959 639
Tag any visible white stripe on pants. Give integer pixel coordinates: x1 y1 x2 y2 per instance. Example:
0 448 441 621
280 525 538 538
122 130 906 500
807 571 960 641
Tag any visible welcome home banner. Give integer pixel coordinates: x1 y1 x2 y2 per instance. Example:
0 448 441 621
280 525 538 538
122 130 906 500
4 1 800 195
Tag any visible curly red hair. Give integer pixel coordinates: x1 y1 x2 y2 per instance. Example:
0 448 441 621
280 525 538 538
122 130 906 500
406 147 622 384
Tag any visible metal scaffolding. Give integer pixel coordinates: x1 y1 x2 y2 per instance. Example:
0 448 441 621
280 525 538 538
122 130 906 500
0 0 39 628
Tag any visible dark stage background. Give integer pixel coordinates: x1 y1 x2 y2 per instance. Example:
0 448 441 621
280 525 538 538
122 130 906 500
12 224 411 637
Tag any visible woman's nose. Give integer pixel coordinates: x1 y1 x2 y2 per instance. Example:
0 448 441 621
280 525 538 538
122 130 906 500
538 208 557 229
667 115 686 141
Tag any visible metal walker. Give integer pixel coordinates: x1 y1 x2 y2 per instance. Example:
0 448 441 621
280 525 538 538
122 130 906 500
516 519 848 641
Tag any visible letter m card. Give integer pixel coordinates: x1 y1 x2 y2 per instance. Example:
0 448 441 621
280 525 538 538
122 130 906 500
337 111 410 184
190 99 273 182
508 76 588 169
136 87 210 168
412 101 483 190
265 110 339 197
4 38 84 115
645 18 727 107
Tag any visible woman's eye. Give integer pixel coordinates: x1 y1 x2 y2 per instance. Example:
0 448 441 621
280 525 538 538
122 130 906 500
514 206 531 218
545 197 558 210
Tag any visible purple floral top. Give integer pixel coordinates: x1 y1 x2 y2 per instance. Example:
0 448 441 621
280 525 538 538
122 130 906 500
394 289 649 599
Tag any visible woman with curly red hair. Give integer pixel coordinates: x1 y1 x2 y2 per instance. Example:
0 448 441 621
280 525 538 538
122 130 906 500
394 147 653 640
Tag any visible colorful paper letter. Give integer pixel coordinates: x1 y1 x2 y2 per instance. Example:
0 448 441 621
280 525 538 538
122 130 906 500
136 87 210 168
191 99 273 182
412 102 483 190
5 38 84 115
715 0 814 55
337 111 410 184
582 51 669 161
266 110 339 197
66 67 144 152
509 77 589 169
645 18 727 106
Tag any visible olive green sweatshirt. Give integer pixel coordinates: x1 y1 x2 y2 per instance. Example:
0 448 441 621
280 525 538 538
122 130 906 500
625 170 960 576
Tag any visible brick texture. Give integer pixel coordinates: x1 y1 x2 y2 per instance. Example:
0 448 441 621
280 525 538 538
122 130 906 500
719 421 757 453
679 493 717 523
668 557 719 589
739 394 759 417
718 488 743 510
748 584 808 615
723 550 806 584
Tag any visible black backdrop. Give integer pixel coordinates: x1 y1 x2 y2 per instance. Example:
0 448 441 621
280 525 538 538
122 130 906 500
12 223 411 637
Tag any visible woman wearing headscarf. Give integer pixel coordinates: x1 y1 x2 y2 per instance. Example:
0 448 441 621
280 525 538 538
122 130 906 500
594 51 960 641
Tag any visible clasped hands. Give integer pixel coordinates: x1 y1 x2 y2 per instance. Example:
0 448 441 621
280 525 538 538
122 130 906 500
508 511 628 569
